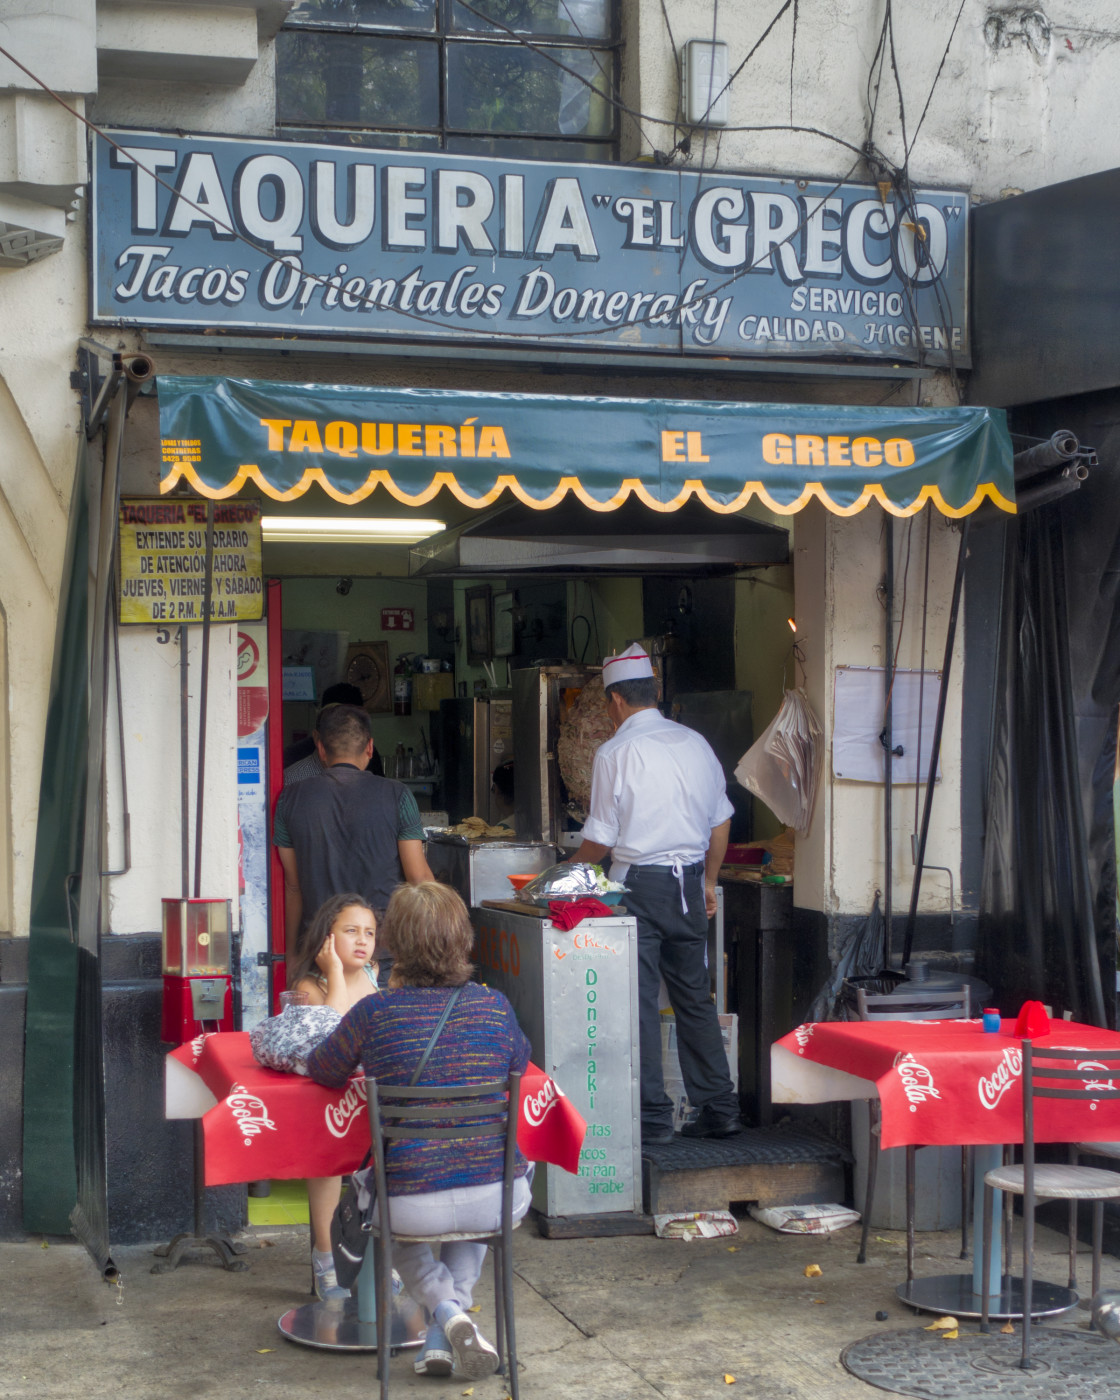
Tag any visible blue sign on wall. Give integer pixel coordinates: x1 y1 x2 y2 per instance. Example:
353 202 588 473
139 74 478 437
236 747 261 785
91 130 969 367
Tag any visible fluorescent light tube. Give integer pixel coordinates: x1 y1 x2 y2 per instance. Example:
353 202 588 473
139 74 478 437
261 516 445 545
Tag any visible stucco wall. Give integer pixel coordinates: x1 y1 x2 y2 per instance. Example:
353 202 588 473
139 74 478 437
0 224 85 935
794 500 966 919
635 3 1120 199
105 625 240 935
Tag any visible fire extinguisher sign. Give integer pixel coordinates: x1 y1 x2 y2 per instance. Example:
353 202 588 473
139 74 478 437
381 607 414 632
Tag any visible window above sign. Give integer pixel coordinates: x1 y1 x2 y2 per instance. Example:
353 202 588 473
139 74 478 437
276 0 618 162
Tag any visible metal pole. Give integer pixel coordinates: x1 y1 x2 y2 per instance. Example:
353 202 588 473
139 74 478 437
883 516 895 964
193 500 215 898
902 516 971 967
180 625 189 899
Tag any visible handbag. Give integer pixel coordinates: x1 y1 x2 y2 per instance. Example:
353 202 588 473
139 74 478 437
249 1004 342 1075
330 986 464 1289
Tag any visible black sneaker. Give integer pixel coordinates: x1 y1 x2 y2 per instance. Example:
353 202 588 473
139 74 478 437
679 1108 745 1140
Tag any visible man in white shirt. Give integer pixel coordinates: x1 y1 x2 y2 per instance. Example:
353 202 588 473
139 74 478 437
572 645 743 1144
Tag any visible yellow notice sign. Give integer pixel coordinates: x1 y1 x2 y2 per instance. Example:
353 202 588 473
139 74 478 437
119 498 263 625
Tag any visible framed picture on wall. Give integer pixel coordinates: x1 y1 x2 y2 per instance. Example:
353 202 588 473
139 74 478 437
345 641 391 713
466 586 492 664
493 591 516 657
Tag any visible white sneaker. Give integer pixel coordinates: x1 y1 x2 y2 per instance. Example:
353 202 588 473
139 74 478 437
312 1254 350 1302
414 1323 454 1377
443 1311 500 1379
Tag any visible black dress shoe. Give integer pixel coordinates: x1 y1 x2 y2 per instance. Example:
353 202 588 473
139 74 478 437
679 1108 745 1140
642 1124 676 1145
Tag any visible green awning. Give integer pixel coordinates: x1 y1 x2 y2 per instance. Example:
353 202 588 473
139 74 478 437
158 377 1015 518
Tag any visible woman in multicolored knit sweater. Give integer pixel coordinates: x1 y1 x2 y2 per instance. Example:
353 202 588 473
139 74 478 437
307 880 531 1380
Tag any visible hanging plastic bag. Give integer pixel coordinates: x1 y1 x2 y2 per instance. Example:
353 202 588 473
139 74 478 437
734 688 823 835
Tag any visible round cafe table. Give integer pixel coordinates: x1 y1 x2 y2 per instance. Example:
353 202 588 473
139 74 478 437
771 1016 1120 1319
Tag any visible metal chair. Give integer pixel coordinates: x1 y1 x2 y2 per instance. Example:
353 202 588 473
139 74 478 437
1072 1138 1120 1293
365 1072 522 1400
854 985 972 1282
980 1041 1120 1369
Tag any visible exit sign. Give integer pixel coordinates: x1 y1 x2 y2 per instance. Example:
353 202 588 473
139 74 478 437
381 607 415 632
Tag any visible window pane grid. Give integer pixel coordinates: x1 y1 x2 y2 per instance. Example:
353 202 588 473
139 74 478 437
278 0 617 158
287 0 615 40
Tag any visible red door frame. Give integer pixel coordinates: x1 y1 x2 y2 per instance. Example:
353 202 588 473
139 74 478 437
266 578 286 1013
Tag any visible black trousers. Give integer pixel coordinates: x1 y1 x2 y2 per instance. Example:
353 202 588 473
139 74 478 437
623 863 739 1131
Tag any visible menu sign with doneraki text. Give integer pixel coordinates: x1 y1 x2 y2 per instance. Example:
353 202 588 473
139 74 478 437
119 498 263 624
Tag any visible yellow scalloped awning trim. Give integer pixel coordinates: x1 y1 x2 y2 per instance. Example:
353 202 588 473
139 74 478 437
160 460 1016 519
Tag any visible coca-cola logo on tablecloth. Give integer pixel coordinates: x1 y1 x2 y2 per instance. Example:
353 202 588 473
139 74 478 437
188 1032 212 1065
793 1024 815 1055
325 1079 368 1138
227 1083 277 1144
978 1046 1023 1110
523 1077 566 1128
1071 1052 1114 1110
893 1052 941 1111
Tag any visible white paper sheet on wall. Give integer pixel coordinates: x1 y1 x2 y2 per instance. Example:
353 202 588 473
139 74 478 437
832 666 943 784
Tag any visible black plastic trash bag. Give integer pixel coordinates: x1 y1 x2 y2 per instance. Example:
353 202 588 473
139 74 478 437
807 893 899 1022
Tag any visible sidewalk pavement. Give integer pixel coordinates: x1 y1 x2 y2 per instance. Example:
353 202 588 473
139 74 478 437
2 1214 1117 1400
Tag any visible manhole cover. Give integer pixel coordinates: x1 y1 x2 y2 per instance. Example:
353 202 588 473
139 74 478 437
841 1327 1118 1398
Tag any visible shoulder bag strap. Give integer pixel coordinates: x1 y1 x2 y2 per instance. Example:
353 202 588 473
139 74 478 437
408 985 464 1086
354 984 466 1178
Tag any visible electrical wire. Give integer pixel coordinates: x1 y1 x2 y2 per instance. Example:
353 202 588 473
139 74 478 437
586 582 601 661
885 2 910 157
452 0 846 159
865 12 887 149
0 19 956 374
662 0 796 161
550 0 655 159
907 0 969 160
881 512 913 720
571 612 592 662
687 0 721 207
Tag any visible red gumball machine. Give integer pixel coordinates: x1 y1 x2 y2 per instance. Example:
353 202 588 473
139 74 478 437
161 897 235 1045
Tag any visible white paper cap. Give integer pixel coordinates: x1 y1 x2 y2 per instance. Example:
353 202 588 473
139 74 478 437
601 643 654 687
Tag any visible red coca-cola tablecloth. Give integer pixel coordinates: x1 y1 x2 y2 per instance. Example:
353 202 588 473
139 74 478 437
166 1032 587 1187
773 1018 1120 1150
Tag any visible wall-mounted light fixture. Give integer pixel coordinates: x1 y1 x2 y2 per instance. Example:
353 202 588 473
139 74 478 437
261 516 445 545
682 39 729 127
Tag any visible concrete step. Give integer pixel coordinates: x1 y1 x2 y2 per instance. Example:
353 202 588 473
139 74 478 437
641 1126 848 1215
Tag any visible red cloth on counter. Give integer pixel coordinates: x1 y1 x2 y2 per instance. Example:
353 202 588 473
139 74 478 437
549 897 616 929
166 1032 587 1186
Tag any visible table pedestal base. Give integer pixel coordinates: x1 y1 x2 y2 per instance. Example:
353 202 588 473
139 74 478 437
151 1231 249 1274
278 1294 426 1352
897 1274 1078 1321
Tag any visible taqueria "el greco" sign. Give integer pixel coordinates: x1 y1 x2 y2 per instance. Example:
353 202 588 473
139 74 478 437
157 378 1012 518
119 497 262 624
93 131 968 366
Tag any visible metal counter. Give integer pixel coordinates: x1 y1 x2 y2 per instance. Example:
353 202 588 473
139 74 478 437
471 903 642 1221
425 836 555 905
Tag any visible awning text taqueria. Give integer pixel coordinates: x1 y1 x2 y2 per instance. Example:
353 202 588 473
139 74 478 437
158 378 1013 518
